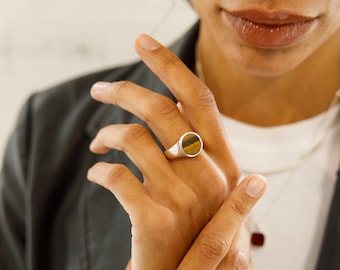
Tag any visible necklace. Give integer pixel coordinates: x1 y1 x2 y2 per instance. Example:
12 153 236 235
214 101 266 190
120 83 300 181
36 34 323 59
250 169 297 246
195 47 340 247
249 92 339 247
242 89 340 177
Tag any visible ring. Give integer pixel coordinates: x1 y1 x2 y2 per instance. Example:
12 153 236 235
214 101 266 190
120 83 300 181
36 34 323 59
164 132 203 159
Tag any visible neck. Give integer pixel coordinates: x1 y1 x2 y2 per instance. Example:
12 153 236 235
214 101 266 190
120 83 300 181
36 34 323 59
197 29 340 127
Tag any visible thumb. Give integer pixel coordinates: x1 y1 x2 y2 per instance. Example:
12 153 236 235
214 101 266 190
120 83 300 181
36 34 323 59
125 260 132 270
178 174 267 270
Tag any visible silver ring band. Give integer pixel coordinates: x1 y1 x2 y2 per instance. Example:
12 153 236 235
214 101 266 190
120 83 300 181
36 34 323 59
164 132 203 159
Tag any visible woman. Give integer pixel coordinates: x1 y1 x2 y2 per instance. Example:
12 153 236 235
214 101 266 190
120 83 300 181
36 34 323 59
1 0 339 269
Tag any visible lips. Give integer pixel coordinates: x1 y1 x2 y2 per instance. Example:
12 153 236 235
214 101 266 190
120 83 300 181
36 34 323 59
224 9 316 48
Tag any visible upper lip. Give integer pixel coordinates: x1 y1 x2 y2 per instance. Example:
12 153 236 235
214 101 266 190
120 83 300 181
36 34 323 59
225 9 316 25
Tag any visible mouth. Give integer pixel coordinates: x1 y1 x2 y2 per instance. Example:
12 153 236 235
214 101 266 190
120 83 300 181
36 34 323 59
223 9 317 49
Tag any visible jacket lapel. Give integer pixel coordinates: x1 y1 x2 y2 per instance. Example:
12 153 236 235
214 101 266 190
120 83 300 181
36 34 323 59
316 166 340 269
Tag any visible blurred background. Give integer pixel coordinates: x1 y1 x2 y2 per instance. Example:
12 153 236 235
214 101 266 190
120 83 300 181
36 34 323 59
0 0 197 162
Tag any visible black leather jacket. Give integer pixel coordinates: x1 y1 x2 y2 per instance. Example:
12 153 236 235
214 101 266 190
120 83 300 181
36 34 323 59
0 23 339 270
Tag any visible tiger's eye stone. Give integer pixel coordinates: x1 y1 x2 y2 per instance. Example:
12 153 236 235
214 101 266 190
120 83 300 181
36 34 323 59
182 133 202 155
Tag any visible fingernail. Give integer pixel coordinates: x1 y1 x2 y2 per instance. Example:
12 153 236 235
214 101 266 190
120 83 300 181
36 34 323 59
137 34 160 51
246 175 267 197
91 81 111 94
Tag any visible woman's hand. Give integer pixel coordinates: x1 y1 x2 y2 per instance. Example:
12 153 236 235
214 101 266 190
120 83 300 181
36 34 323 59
87 34 266 269
177 175 265 270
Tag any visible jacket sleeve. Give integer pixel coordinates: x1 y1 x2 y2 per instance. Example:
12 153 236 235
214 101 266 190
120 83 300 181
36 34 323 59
0 95 34 270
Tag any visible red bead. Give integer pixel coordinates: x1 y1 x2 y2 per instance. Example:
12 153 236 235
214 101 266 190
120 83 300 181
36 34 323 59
251 232 265 246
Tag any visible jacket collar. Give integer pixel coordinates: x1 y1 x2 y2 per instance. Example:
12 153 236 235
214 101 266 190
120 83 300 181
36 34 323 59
316 166 340 269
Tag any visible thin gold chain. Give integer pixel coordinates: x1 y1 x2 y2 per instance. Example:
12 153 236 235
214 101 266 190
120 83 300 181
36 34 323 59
241 90 340 176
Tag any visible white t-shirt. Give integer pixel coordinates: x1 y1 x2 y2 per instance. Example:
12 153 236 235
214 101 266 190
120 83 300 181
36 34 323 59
220 105 340 270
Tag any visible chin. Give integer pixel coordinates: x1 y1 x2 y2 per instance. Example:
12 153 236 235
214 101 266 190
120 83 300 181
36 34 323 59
227 43 313 78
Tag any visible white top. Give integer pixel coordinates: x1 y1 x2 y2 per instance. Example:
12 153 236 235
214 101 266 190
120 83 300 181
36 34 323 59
220 105 340 270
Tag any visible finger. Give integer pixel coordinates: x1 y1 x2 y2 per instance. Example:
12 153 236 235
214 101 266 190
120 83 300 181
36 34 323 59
125 260 132 270
216 222 251 269
178 174 267 270
87 162 151 215
134 34 220 131
91 81 190 149
90 82 223 194
90 81 232 196
134 34 240 184
89 123 176 186
89 123 217 200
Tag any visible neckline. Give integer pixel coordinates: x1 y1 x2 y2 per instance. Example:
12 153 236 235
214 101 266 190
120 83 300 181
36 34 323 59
221 104 339 144
220 104 340 176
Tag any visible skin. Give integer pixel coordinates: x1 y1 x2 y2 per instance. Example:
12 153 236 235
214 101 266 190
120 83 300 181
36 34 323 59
88 37 267 269
193 0 340 126
88 0 340 269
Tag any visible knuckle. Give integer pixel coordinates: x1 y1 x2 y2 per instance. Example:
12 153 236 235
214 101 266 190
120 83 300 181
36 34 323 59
198 234 230 262
121 124 148 144
145 209 176 234
193 85 217 108
146 96 178 120
173 189 202 220
114 80 132 92
109 81 131 102
159 52 180 72
90 163 129 189
229 200 249 219
106 164 129 183
227 249 250 270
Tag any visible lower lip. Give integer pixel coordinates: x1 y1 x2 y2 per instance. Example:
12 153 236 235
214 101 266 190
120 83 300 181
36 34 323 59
224 12 315 49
